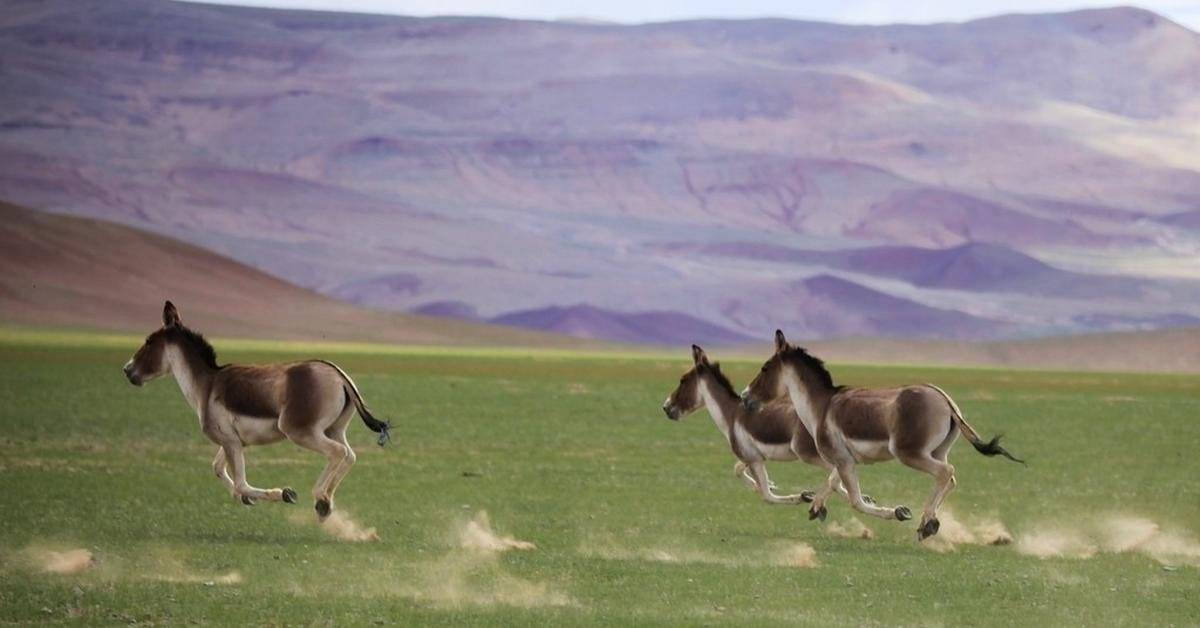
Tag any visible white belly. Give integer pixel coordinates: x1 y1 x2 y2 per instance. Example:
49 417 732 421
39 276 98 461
846 438 892 463
758 441 798 461
233 416 285 446
733 422 797 461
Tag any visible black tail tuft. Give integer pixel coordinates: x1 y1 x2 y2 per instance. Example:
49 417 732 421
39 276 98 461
360 409 392 447
972 434 1024 465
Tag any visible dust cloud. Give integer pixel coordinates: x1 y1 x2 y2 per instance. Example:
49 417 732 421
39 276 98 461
579 535 817 568
773 543 819 567
404 553 572 608
289 509 380 542
399 511 570 608
15 544 243 585
460 511 536 553
25 547 94 575
321 511 380 543
1015 528 1097 559
1017 516 1200 566
921 509 1013 553
826 518 873 540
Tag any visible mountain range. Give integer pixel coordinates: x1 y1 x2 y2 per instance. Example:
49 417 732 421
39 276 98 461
1 0 1198 344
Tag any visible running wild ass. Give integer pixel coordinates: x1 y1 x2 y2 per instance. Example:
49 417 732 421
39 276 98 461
123 302 391 520
663 345 871 506
741 331 1022 540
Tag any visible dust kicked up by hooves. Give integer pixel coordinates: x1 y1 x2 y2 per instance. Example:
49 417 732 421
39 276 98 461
460 511 536 553
826 517 874 540
921 509 1013 553
579 535 818 568
289 509 379 542
321 511 380 543
28 547 95 575
398 510 571 608
1016 516 1200 566
14 544 243 586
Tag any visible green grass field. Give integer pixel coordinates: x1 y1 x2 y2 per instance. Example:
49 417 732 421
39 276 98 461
1 330 1198 626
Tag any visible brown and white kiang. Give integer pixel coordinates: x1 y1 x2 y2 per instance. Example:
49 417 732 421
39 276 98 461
662 345 873 507
123 301 392 521
741 330 1022 541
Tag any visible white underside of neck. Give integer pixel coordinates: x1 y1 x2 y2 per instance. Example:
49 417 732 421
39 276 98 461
167 346 206 417
785 376 819 437
699 380 731 440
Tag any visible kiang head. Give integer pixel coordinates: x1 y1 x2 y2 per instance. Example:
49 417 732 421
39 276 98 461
741 330 834 411
662 344 728 420
122 301 215 386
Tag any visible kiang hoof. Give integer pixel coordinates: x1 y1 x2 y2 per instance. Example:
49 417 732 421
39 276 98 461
240 495 256 506
800 490 816 503
315 498 332 520
918 518 941 541
281 487 298 504
808 505 828 522
894 506 912 521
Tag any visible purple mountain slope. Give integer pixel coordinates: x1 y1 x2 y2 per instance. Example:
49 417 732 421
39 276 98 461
412 300 481 320
668 241 1154 299
1 0 1199 343
491 305 752 346
718 275 1012 341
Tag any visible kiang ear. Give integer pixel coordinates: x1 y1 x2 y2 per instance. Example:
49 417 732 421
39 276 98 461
774 329 788 353
162 300 181 328
691 344 709 366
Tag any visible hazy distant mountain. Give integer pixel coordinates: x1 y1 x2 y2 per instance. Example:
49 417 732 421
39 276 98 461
1 0 1199 344
490 304 752 345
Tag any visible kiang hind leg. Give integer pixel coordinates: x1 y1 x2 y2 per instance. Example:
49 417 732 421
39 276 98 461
282 406 353 521
316 403 358 511
897 452 955 540
899 428 961 541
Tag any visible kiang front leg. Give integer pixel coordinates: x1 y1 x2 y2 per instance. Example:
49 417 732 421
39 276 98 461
211 446 236 497
830 475 875 505
835 461 910 522
735 460 778 492
807 469 840 521
734 461 759 492
748 462 807 505
220 440 290 505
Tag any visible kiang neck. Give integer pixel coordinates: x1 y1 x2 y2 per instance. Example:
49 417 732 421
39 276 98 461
166 343 215 415
699 375 740 436
786 373 832 432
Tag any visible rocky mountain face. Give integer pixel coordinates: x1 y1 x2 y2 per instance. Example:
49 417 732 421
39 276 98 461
2 0 1198 343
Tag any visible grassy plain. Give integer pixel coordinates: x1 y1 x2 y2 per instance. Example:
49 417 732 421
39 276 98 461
1 330 1197 626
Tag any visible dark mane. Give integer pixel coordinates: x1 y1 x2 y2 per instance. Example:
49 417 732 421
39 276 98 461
783 347 835 390
704 362 740 400
167 325 220 369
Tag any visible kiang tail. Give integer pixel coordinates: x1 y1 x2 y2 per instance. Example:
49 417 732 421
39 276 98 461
319 360 392 447
926 384 1023 465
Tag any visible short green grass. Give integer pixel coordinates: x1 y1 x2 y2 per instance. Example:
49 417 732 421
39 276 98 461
1 331 1198 626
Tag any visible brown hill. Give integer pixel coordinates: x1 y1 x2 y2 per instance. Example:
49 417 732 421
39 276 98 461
0 200 599 347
